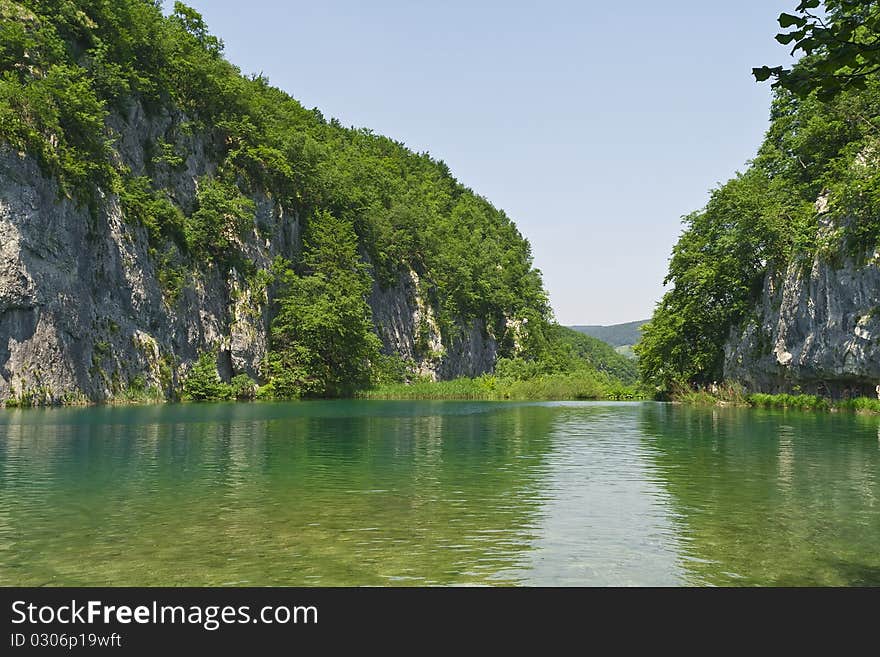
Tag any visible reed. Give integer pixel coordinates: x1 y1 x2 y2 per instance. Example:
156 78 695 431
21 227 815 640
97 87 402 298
673 386 880 414
359 373 645 401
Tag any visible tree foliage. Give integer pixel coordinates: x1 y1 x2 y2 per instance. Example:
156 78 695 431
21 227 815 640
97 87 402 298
755 1 880 100
265 212 382 398
641 3 880 393
0 1 570 398
182 351 231 401
186 177 255 261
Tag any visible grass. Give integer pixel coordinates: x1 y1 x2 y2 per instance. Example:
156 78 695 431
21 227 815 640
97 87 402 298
2 373 646 407
358 373 646 401
747 392 831 411
114 385 167 405
673 385 880 414
836 397 880 413
670 382 749 407
748 393 880 413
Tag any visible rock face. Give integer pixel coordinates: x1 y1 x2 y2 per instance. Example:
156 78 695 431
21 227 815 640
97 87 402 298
724 244 880 398
0 110 501 404
369 268 499 380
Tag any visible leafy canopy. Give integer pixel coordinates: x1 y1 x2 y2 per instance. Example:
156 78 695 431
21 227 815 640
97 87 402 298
755 1 880 100
641 1 880 391
265 212 382 398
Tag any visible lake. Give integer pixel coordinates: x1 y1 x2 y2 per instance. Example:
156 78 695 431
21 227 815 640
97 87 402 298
0 401 878 586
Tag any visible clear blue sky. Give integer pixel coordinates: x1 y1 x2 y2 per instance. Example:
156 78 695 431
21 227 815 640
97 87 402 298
166 1 795 325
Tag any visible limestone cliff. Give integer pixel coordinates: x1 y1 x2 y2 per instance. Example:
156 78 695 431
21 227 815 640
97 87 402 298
0 109 502 404
0 1 547 405
368 268 501 381
724 227 880 398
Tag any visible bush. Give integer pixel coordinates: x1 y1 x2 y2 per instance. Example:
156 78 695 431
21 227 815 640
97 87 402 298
266 214 381 398
230 373 258 400
371 353 414 386
185 177 255 261
182 352 232 401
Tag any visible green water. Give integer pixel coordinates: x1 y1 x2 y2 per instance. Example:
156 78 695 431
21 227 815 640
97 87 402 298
0 401 878 586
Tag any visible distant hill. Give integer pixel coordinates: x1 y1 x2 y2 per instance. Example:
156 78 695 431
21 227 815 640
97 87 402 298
569 321 648 348
551 326 638 384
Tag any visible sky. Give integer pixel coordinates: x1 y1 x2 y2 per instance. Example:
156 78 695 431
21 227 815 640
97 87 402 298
165 1 796 325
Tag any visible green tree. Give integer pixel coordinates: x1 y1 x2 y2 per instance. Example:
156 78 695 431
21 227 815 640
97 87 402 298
266 212 382 398
186 177 255 261
755 1 880 100
171 2 223 56
182 352 231 401
636 170 791 391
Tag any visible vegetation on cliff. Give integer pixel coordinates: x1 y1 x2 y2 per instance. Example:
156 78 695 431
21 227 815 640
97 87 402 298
0 0 594 401
361 326 644 401
637 0 880 393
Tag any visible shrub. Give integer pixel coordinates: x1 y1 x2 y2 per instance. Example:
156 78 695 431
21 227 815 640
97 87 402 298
230 373 258 400
182 352 232 401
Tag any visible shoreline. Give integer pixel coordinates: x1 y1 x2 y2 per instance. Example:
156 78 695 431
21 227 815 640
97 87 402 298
1 393 649 410
6 385 879 414
3 372 647 409
672 389 880 415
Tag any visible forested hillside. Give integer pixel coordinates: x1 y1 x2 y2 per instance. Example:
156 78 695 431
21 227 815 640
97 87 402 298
0 0 559 403
571 321 647 348
637 1 880 397
362 324 640 400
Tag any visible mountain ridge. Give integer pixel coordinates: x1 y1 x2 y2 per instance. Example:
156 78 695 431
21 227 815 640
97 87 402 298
569 320 648 348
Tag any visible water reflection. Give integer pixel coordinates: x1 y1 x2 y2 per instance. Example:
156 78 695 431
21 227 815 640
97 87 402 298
639 404 880 586
512 404 685 586
0 402 556 586
1 401 879 586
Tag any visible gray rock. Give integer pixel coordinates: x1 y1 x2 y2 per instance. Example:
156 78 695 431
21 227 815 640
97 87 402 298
369 267 500 380
0 106 503 404
724 246 880 398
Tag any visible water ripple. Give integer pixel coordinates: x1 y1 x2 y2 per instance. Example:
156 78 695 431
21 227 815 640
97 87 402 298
0 401 878 585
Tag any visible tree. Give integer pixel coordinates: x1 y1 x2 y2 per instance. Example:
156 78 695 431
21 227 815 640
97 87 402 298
636 170 788 391
755 1 880 100
182 352 232 401
171 2 224 56
186 178 255 261
266 212 382 398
